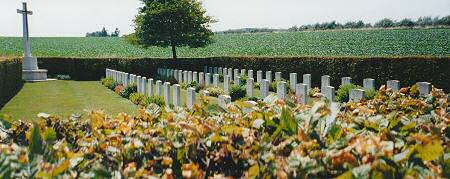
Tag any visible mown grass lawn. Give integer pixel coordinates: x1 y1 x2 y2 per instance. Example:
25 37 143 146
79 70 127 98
0 80 139 121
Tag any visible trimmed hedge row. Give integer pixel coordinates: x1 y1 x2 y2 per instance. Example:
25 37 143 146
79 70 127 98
0 58 23 108
38 56 450 92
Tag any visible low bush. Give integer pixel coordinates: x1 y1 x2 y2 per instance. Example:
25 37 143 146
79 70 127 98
365 89 378 100
205 87 225 97
120 84 137 99
230 85 246 101
114 85 125 94
146 95 165 107
181 81 202 92
101 77 118 90
129 93 147 106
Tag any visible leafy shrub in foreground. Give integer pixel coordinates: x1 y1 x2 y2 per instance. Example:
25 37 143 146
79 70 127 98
0 86 448 178
120 84 137 99
145 95 165 107
230 85 246 101
101 77 119 90
129 93 147 106
205 87 225 97
115 84 125 94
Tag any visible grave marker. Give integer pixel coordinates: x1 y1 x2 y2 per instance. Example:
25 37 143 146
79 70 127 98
266 71 272 82
325 86 335 102
321 75 330 93
261 79 270 98
247 78 254 98
173 84 181 107
296 83 308 104
416 82 431 96
363 78 375 90
290 73 297 91
248 70 254 79
148 78 154 96
164 82 171 107
187 87 196 109
224 75 231 94
387 80 400 92
213 74 219 87
199 72 205 86
341 77 352 86
303 74 311 92
275 72 282 81
349 89 365 102
205 73 211 86
257 71 263 83
218 95 231 108
277 81 287 100
156 80 162 96
193 72 198 83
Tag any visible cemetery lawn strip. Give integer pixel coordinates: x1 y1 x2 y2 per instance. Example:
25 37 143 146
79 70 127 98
0 80 139 121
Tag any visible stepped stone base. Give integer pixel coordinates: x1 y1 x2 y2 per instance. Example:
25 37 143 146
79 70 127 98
23 69 50 82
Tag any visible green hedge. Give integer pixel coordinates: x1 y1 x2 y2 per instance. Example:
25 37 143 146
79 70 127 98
0 58 23 108
38 56 450 92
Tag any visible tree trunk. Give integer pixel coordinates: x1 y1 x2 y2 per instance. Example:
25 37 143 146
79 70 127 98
171 45 177 59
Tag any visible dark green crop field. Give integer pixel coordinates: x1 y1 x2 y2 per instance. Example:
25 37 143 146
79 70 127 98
1 29 449 58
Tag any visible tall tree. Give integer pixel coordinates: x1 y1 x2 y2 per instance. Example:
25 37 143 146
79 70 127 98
133 0 215 59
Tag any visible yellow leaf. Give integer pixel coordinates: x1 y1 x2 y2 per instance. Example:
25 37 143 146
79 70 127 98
336 170 353 179
414 139 443 161
248 164 259 178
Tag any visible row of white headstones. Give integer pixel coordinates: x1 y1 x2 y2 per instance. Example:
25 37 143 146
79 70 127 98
106 67 432 108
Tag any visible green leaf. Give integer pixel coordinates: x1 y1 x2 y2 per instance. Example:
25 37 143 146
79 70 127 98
29 123 44 159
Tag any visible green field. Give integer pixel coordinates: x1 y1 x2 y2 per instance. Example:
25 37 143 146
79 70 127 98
1 29 449 57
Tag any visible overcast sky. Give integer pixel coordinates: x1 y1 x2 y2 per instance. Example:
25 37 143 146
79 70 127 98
1 0 449 37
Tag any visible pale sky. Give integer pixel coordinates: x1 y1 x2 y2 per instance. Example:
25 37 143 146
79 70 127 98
0 0 449 37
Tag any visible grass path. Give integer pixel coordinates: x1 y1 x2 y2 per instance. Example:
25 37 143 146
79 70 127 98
0 80 139 121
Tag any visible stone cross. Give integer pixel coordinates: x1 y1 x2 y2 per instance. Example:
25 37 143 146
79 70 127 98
17 2 47 81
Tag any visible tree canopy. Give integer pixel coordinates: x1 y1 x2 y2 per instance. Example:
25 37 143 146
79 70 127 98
133 0 215 59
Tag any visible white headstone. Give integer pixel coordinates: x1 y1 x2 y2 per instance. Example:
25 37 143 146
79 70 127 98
218 67 223 75
142 77 147 95
148 78 154 96
349 89 365 102
205 73 211 86
156 80 162 96
199 72 205 86
290 73 297 92
178 70 183 83
202 90 210 97
187 87 196 109
247 78 254 98
277 81 287 100
261 79 270 98
188 71 193 84
164 82 171 107
325 86 335 102
257 70 263 83
341 77 352 86
303 74 311 92
223 68 228 76
224 75 231 94
416 82 431 96
363 78 375 90
248 70 254 79
234 69 239 80
228 68 233 80
241 69 246 77
183 71 188 83
173 84 181 107
387 80 400 92
137 76 142 93
213 74 219 87
266 71 272 82
321 75 330 93
193 72 198 83
218 95 231 108
296 83 308 104
275 72 282 81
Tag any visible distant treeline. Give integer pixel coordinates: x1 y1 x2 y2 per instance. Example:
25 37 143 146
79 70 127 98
86 27 120 37
217 16 450 34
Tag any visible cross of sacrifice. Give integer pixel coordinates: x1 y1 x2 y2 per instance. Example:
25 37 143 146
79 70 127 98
17 2 33 58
